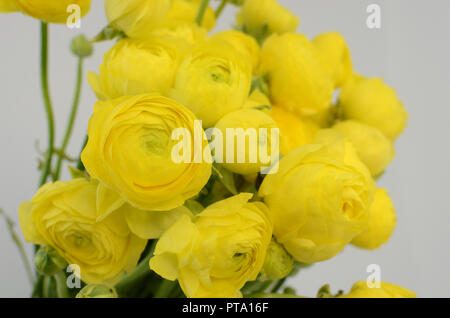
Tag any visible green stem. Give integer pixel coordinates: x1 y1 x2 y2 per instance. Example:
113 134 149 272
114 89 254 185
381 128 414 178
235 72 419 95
0 209 35 286
215 0 228 18
271 277 286 293
32 275 44 298
154 279 176 298
115 240 157 296
196 0 211 26
53 57 84 180
38 22 55 186
54 271 70 298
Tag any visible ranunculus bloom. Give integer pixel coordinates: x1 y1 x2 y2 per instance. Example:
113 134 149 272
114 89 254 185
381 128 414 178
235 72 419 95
210 30 260 71
150 194 273 298
270 106 319 155
313 31 353 88
170 39 252 128
81 94 212 211
331 120 395 176
0 0 19 12
105 0 215 40
237 0 299 36
88 37 189 100
352 188 397 250
340 281 416 298
19 179 147 285
214 108 279 175
14 0 91 23
339 74 408 140
259 131 375 264
260 33 334 117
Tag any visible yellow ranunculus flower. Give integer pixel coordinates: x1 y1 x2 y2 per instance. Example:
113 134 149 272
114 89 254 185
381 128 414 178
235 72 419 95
260 33 334 117
339 74 408 140
211 30 260 71
165 0 215 31
105 0 215 40
150 193 272 298
259 131 375 264
237 0 299 37
352 188 396 250
214 108 279 175
88 37 188 100
18 179 147 285
340 281 416 298
0 0 19 12
271 106 319 155
15 0 91 23
170 39 252 128
331 120 395 176
149 22 208 46
313 31 353 88
81 94 212 211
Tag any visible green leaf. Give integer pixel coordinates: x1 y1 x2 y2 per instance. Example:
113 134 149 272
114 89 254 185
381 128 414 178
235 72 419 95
68 166 88 179
212 164 238 195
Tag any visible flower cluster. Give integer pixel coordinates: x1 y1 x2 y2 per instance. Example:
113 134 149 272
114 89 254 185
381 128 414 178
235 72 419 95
4 0 414 298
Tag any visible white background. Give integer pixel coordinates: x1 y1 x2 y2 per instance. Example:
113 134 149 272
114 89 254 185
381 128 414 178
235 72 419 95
1 0 449 297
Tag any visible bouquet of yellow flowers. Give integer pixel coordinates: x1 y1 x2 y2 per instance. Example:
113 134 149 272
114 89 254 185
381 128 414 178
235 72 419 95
1 0 414 298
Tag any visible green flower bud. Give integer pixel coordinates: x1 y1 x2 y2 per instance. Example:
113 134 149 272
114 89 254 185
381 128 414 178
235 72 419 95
71 34 93 58
283 287 296 295
76 284 118 298
260 239 294 280
35 246 68 276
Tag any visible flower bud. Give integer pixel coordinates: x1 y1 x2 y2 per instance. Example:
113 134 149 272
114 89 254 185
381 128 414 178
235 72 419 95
35 246 67 276
76 284 118 298
71 34 93 58
339 281 416 298
260 240 294 280
330 120 395 176
339 74 408 140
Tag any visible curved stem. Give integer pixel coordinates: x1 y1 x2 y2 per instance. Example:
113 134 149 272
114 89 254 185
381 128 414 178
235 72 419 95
215 0 228 18
115 240 157 297
271 277 286 293
38 22 55 186
196 0 211 26
53 57 84 180
0 209 35 286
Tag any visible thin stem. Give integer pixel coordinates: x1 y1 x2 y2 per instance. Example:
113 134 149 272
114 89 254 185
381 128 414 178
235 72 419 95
0 209 35 286
38 22 55 186
115 240 157 296
54 271 70 298
53 57 84 180
271 277 287 293
196 0 211 26
215 0 228 18
154 279 176 298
